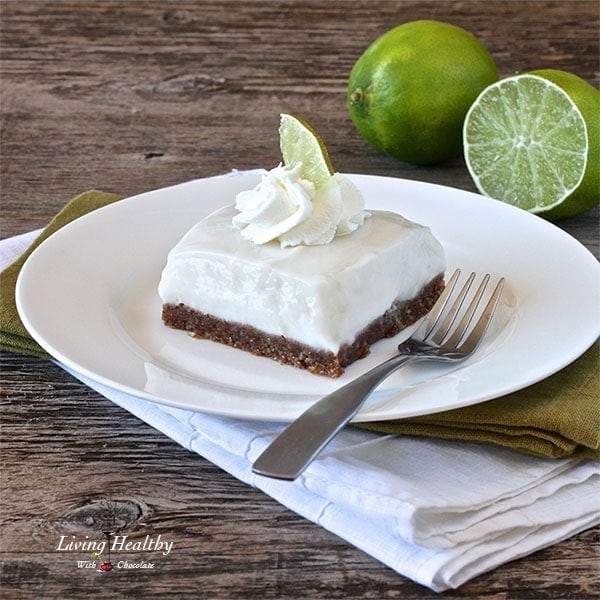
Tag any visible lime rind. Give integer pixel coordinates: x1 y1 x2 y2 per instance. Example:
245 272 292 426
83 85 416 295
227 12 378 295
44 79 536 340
279 113 335 188
463 74 588 214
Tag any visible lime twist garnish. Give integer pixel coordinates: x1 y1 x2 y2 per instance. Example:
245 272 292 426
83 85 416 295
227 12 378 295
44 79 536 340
279 113 335 188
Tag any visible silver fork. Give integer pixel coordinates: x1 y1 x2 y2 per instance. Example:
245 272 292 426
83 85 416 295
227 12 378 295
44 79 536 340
252 270 505 481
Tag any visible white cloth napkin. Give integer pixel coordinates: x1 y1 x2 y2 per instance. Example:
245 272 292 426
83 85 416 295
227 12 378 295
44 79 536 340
4 231 599 592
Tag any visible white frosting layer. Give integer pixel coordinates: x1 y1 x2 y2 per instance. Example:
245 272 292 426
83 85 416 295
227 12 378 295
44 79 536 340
232 164 367 247
159 205 445 353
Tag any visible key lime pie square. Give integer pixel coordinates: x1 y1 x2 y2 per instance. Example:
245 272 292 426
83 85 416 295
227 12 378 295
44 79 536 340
159 115 445 377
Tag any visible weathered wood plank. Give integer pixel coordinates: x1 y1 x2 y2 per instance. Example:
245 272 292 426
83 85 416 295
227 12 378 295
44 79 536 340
1 2 599 598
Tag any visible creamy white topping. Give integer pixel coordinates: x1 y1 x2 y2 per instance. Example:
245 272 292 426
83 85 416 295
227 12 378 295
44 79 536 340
159 206 446 352
232 164 367 247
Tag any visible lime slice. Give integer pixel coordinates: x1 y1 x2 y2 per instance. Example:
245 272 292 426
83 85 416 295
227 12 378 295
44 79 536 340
279 113 335 187
463 72 597 218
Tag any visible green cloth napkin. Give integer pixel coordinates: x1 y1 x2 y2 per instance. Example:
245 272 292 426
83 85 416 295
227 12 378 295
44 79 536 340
2 190 598 460
357 341 598 460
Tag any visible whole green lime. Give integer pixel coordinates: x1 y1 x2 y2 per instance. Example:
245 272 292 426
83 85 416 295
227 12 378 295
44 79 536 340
347 20 498 165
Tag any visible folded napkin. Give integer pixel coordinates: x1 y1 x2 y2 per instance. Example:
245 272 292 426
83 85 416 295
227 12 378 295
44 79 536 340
359 344 598 460
1 191 599 591
2 190 598 459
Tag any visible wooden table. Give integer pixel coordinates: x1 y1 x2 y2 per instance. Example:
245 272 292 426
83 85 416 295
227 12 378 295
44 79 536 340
2 2 598 598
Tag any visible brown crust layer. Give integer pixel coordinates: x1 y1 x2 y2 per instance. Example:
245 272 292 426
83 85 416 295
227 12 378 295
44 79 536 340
162 274 445 378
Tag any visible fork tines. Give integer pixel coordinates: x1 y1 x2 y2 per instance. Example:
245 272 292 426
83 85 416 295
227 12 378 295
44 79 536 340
424 269 505 353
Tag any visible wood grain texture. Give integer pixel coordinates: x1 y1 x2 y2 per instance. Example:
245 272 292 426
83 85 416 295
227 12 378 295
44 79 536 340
1 2 599 598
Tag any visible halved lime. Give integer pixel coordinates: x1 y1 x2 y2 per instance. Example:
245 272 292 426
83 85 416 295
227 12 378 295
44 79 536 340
463 71 599 219
279 113 335 188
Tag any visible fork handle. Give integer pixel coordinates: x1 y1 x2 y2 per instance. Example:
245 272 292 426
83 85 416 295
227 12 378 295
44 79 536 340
251 353 417 480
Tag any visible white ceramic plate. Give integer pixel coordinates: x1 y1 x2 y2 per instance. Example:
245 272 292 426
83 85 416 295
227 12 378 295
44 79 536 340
16 170 600 422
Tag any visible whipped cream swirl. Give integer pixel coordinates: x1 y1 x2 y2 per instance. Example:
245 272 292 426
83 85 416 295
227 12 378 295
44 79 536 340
232 164 368 247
